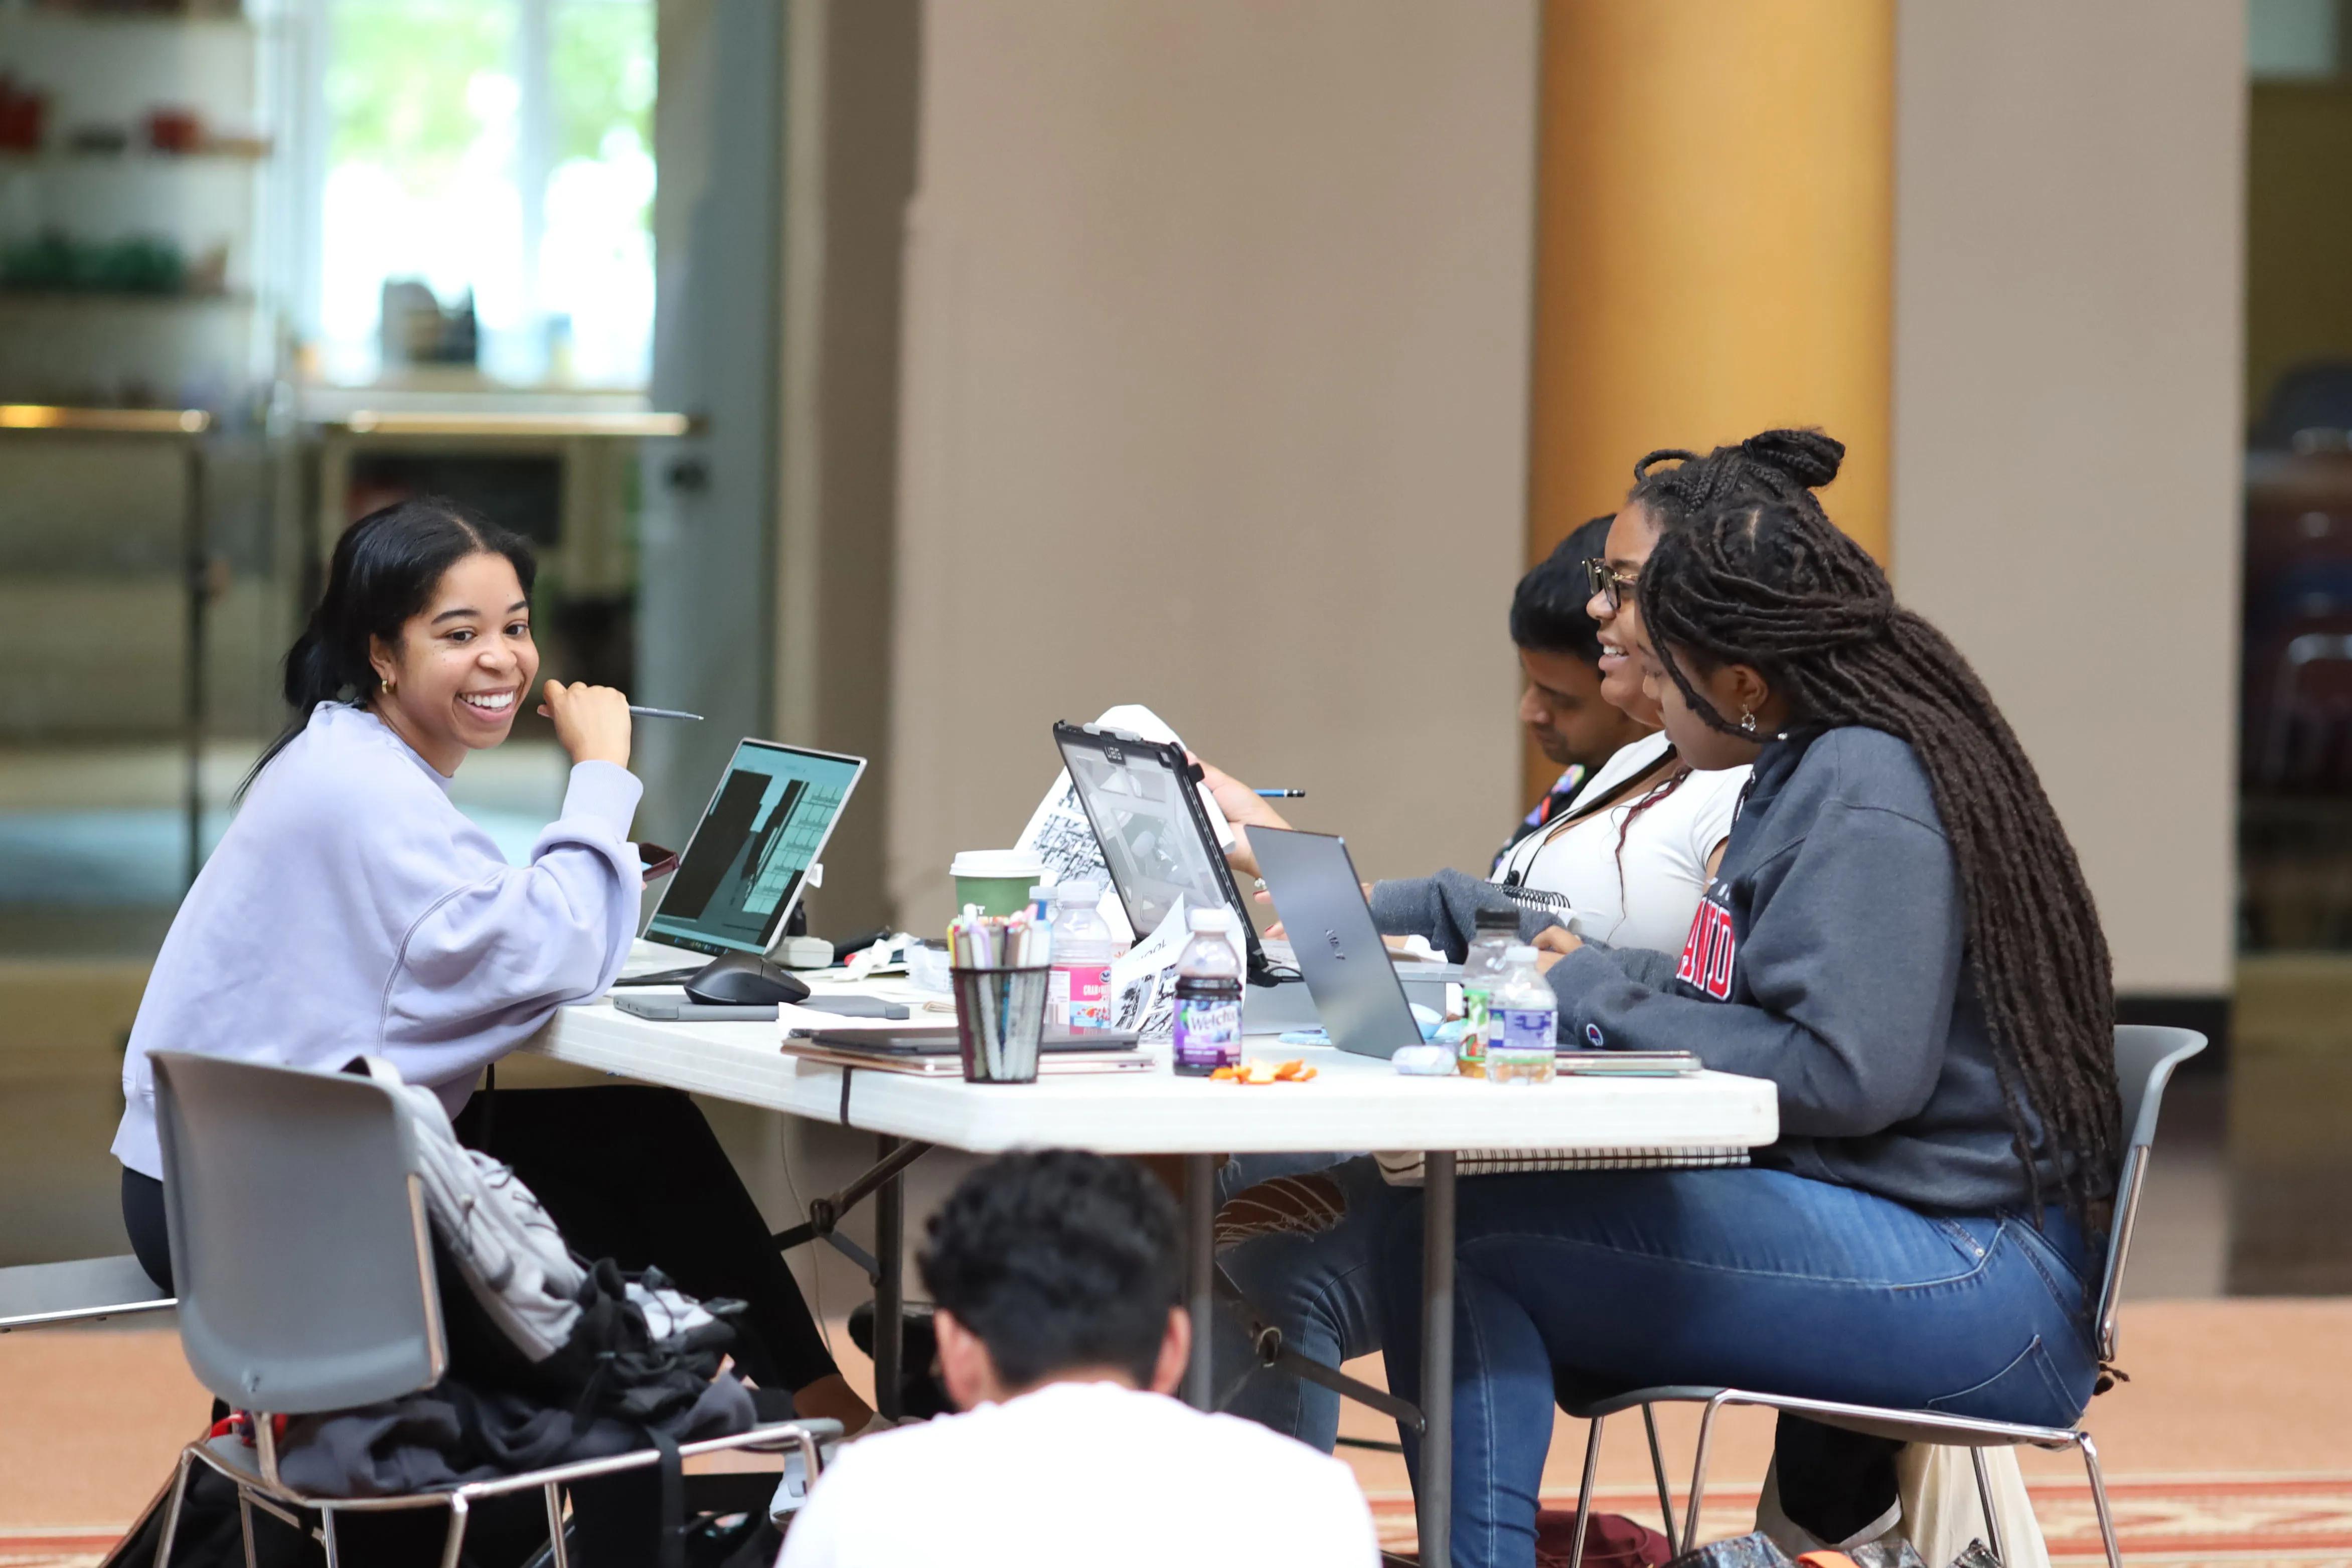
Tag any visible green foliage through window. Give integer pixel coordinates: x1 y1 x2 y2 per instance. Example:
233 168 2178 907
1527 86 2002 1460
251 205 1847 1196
554 1 656 170
328 0 653 227
328 1 517 197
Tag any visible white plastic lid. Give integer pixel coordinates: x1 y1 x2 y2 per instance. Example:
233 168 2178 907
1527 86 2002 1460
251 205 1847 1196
1504 944 1540 963
1028 884 1054 900
1188 906 1229 932
1060 879 1104 904
951 849 1045 878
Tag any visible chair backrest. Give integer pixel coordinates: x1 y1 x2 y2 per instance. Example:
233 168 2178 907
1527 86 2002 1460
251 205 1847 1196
2093 1025 2208 1363
150 1051 447 1415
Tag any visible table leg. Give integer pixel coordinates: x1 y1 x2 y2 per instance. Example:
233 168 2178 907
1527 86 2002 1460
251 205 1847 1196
1183 1153 1216 1409
1420 1150 1456 1568
874 1134 903 1421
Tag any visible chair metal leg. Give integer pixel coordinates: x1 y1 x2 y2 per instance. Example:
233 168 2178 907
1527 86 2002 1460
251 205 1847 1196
153 1447 195 1568
236 1488 258 1568
1641 1404 1674 1544
1567 1416 1605 1568
439 1494 472 1568
544 1481 570 1568
2077 1432 2121 1568
320 1505 340 1568
1680 1394 1730 1555
1968 1447 2006 1565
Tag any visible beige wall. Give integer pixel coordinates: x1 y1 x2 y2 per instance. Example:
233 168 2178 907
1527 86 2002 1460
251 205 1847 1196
1892 0 2244 995
886 0 1541 927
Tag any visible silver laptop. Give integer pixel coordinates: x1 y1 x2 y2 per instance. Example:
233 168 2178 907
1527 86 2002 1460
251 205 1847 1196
1251 826 1439 1059
628 739 866 973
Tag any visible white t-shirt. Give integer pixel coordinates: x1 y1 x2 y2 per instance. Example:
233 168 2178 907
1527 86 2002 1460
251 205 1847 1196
1492 731 1750 955
779 1380 1378 1568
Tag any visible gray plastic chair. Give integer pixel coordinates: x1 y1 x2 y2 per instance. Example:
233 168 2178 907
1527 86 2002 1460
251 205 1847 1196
147 1050 830 1568
1552 1025 2208 1568
0 1255 173 1332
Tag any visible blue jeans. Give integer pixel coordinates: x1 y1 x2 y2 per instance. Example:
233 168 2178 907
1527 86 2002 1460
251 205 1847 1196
1373 1167 2099 1568
1215 1154 1403 1450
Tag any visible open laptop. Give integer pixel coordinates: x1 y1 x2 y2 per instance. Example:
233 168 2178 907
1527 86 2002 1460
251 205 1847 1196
1251 826 1439 1058
623 739 866 977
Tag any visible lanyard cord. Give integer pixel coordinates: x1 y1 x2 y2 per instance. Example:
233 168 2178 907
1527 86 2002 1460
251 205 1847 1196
1500 745 1686 890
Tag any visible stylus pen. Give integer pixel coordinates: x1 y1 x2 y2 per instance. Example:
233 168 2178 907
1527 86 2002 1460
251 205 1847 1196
629 706 705 721
1256 788 1306 799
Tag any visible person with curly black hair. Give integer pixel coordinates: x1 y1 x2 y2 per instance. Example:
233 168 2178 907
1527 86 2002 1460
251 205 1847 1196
1377 449 2122 1568
781 1151 1377 1567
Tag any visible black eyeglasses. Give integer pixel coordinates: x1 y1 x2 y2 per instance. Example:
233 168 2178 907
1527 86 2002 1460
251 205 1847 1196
1582 557 1638 611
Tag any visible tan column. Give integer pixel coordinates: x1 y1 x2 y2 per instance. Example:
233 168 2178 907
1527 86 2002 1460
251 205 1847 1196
1524 0 1893 802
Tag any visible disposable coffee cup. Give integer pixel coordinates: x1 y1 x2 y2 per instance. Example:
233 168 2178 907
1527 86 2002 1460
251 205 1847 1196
950 965 1052 1083
950 849 1045 918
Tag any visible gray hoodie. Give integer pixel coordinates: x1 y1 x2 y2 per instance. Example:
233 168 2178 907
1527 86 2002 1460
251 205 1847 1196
1374 726 2076 1214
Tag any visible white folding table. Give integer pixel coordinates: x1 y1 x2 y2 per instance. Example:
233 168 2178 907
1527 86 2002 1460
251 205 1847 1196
528 988 1778 1566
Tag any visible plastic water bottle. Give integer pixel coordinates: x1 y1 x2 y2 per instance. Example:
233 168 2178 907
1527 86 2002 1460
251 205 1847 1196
1054 880 1117 1032
1487 945 1558 1085
1028 884 1060 1021
1171 907 1244 1076
1457 906 1520 1078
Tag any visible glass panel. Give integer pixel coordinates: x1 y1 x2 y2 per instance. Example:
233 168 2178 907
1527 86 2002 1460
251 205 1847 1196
544 0 655 385
315 0 654 387
318 0 520 382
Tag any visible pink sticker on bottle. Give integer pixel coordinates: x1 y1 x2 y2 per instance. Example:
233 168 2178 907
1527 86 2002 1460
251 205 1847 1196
1065 963 1112 1030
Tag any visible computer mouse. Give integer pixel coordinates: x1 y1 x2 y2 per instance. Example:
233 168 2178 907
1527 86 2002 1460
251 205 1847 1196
684 952 812 1007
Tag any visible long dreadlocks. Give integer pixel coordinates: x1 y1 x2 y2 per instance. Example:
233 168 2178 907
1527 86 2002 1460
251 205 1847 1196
1638 484 2122 1231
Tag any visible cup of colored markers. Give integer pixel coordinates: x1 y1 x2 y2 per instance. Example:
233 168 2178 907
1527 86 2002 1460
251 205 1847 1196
948 908 1052 1084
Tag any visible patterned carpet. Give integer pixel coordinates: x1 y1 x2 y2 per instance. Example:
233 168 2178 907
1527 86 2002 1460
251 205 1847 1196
1362 1473 2352 1564
0 1533 118 1568
9 1473 2349 1565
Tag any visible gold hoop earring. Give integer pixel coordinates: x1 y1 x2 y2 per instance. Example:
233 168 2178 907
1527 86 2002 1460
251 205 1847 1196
382 677 396 696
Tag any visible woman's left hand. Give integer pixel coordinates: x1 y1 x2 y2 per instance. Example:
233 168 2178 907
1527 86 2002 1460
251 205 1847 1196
1530 923 1582 972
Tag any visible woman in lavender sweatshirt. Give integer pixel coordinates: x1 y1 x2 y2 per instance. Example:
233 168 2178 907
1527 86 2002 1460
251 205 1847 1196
112 498 870 1435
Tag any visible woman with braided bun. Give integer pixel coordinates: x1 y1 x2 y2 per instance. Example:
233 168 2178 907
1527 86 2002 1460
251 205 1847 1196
1375 452 2122 1568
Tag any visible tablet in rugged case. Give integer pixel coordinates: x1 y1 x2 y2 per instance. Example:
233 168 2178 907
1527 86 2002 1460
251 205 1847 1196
1051 721 1270 981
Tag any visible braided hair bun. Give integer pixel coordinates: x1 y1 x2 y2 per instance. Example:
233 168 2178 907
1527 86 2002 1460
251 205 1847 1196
1626 426 1843 535
1736 427 1843 490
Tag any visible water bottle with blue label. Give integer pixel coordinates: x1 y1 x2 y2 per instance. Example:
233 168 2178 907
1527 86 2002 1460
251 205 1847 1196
1487 944 1558 1085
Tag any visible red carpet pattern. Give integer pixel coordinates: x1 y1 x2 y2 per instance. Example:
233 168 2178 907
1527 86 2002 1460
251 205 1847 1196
8 1472 2351 1564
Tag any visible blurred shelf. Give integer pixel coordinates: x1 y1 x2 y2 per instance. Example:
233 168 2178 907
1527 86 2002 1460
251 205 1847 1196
295 379 660 421
0 147 271 166
0 289 251 307
323 410 696 439
0 403 210 433
0 8 257 31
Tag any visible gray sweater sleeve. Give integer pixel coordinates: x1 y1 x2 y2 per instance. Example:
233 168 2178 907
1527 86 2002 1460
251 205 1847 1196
1545 799 1964 1139
1367 869 1566 963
